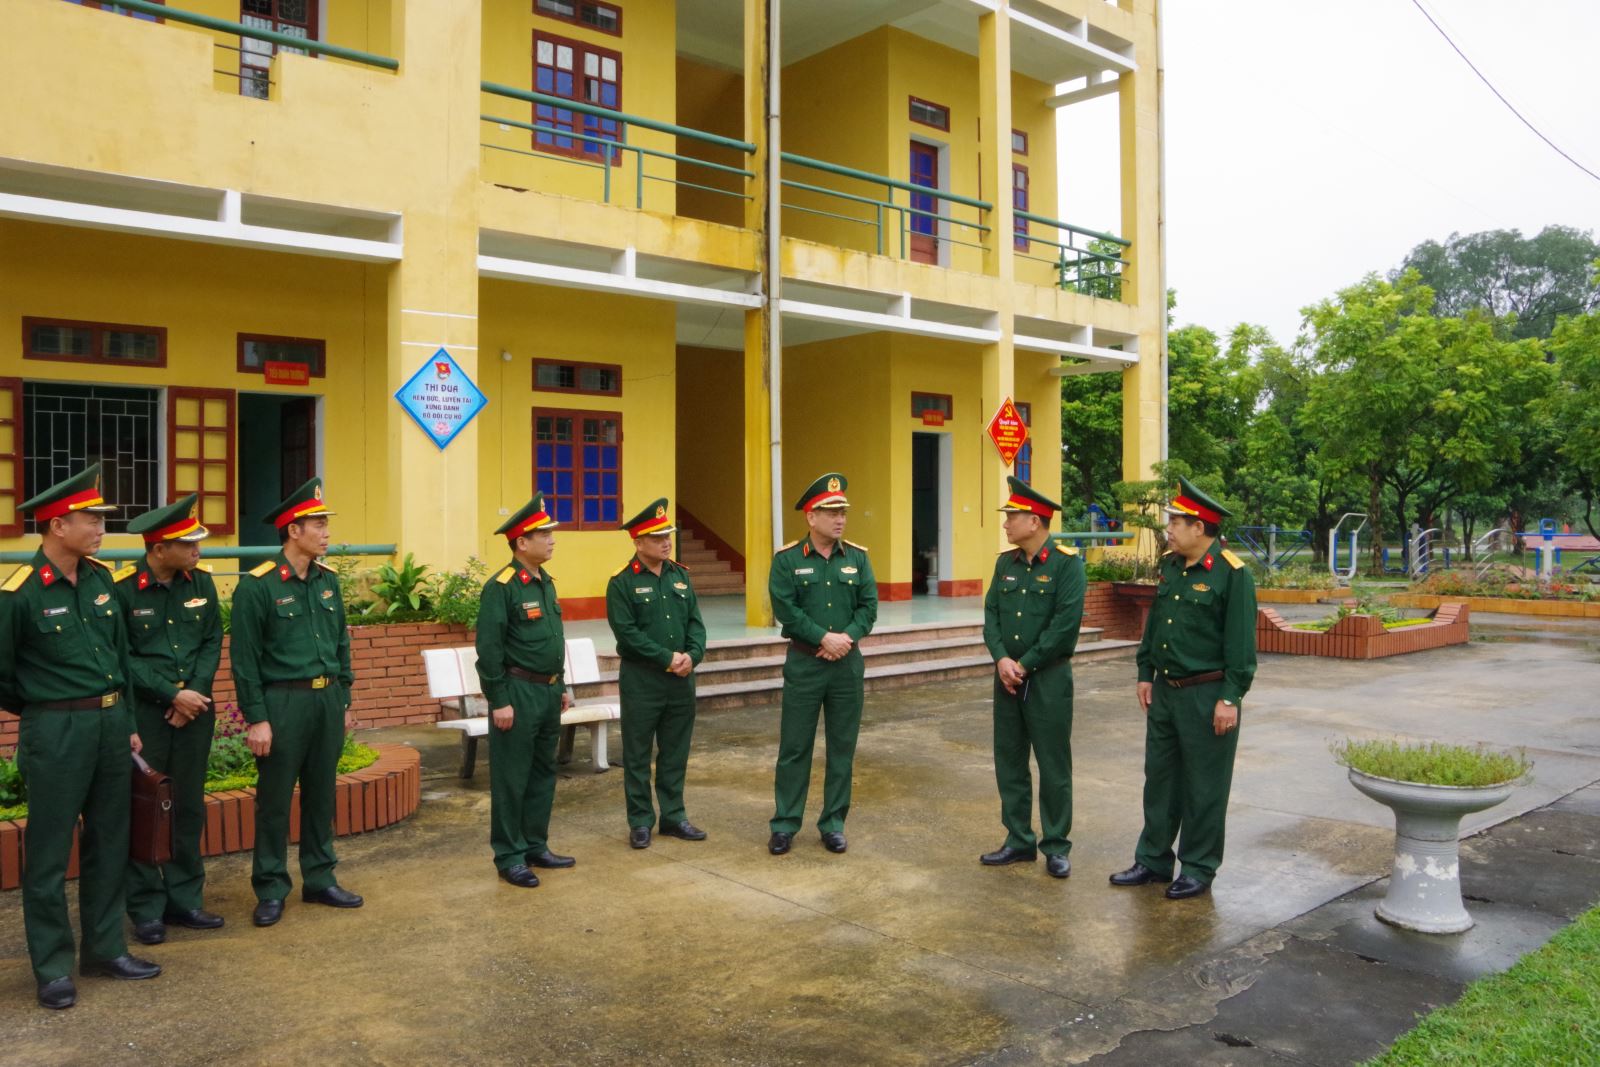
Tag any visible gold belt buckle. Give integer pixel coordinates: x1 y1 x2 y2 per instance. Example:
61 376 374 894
311 676 329 689
100 692 118 708
176 680 186 690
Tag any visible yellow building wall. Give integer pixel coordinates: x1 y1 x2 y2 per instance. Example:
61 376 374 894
479 0 678 215
0 218 388 557
674 346 745 551
476 278 678 606
674 56 746 227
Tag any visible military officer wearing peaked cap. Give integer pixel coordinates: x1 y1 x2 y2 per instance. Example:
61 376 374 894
606 498 708 849
0 463 160 1010
980 477 1086 879
117 493 226 947
230 478 362 927
476 493 576 889
1111 476 1258 900
767 473 878 857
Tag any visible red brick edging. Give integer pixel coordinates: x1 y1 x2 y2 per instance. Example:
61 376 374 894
1255 603 1471 659
0 743 421 892
1256 587 1352 604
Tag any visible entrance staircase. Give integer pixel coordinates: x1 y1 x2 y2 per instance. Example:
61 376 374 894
677 521 744 597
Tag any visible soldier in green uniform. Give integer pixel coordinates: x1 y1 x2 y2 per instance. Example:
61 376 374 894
767 473 878 856
606 498 708 849
230 478 361 927
117 493 226 945
0 463 160 1010
980 477 1086 879
1111 477 1257 899
476 493 574 888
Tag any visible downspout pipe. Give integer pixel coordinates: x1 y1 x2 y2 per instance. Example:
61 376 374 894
768 0 785 551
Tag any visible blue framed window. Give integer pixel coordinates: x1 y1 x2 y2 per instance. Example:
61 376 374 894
1014 402 1032 484
534 408 621 529
533 33 622 164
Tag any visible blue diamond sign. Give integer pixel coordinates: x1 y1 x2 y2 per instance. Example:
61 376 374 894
394 347 487 450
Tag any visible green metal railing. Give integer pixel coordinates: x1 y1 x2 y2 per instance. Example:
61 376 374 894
0 543 396 578
780 152 991 259
1014 211 1131 297
100 0 399 70
481 82 755 211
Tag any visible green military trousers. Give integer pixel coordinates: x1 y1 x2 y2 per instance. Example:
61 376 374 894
17 701 132 982
1133 678 1240 885
487 675 563 870
618 661 696 830
126 703 215 922
992 660 1075 856
770 647 864 835
252 685 345 902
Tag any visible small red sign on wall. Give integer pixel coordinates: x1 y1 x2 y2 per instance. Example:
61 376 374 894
264 361 310 386
921 410 946 426
986 397 1029 467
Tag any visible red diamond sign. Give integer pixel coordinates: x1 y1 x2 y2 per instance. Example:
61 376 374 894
986 397 1029 467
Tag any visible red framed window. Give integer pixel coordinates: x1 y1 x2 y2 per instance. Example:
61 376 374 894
23 317 166 369
534 408 621 529
66 1 165 19
0 377 22 537
1015 401 1033 484
1011 129 1028 155
239 0 317 100
238 333 326 378
532 359 622 396
534 0 622 36
167 387 237 536
1012 164 1030 252
911 392 953 420
533 32 622 164
909 96 950 132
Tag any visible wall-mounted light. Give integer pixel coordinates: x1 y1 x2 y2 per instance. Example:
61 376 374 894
501 349 513 362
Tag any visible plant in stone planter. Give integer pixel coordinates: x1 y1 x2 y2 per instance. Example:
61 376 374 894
1333 738 1531 934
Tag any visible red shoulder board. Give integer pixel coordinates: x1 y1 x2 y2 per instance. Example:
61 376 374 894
1202 554 1214 571
39 564 56 587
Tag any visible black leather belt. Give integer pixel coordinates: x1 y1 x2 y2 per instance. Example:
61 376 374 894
33 690 123 711
267 676 333 690
508 666 561 684
1166 670 1225 689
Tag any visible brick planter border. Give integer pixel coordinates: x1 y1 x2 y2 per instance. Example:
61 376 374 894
1256 587 1352 604
1256 603 1471 660
0 743 420 892
1388 593 1600 619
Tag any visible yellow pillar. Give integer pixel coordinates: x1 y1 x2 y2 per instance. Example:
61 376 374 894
375 1 483 570
742 0 775 625
978 6 1016 551
1119 0 1165 483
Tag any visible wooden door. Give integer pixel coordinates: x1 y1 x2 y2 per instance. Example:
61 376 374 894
908 142 939 264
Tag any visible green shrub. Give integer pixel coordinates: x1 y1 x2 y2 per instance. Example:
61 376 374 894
1084 558 1137 583
1332 738 1531 787
1257 563 1335 590
0 753 24 809
371 552 431 617
426 556 489 628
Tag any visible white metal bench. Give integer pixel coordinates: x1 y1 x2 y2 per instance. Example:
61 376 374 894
425 638 621 777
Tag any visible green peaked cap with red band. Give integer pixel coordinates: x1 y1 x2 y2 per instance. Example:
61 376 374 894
794 472 849 512
1165 475 1230 524
622 497 676 538
20 462 119 521
997 475 1061 520
128 492 209 543
263 477 336 528
495 492 559 540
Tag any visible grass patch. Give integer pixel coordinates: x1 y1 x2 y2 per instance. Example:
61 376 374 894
1367 905 1600 1065
1292 616 1436 633
1332 739 1531 787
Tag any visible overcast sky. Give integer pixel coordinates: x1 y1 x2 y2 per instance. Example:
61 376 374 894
1059 0 1600 347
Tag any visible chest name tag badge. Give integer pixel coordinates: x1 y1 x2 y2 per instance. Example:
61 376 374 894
635 587 653 595
794 567 814 576
94 593 111 605
841 566 858 575
1004 575 1017 582
184 597 208 609
275 595 296 606
523 602 543 620
132 608 156 618
42 606 68 617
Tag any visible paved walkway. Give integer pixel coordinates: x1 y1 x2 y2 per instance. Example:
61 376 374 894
1 613 1596 1065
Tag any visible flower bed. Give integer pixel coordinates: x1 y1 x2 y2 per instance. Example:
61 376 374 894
1256 587 1352 604
0 743 420 892
1256 603 1470 659
1389 593 1600 619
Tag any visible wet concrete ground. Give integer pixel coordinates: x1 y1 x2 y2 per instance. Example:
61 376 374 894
1 613 1597 1065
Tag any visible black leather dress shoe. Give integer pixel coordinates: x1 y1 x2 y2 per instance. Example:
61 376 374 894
253 899 284 927
1109 862 1172 887
165 908 225 930
1165 874 1210 900
528 851 576 869
1046 854 1071 879
630 826 652 849
768 831 794 855
500 864 541 888
820 831 847 853
80 955 161 981
660 820 707 841
37 976 76 1010
303 885 364 908
980 845 1037 866
132 919 166 945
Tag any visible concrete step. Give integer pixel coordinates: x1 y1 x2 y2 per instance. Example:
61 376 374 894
692 574 745 594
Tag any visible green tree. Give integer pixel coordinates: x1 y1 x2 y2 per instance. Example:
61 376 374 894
1396 226 1600 341
1060 370 1122 512
1549 309 1600 536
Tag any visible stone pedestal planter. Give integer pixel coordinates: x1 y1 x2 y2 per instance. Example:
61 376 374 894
1347 768 1515 933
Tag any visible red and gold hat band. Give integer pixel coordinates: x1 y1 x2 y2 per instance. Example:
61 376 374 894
33 487 106 522
273 498 331 529
1169 493 1221 525
145 515 203 544
509 509 555 539
1002 492 1054 519
802 491 848 512
628 514 673 538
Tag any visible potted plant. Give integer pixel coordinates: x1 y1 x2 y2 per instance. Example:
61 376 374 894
1333 739 1531 933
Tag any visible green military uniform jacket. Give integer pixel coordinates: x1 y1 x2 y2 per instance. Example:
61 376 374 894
0 549 132 715
229 553 353 724
1136 543 1258 704
605 557 707 669
982 542 1086 670
768 538 878 644
476 559 565 709
114 562 223 706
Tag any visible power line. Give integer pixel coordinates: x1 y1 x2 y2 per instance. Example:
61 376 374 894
1409 0 1600 185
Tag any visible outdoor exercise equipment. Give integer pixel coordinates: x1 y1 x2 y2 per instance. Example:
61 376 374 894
1471 527 1507 582
1234 525 1312 570
1329 513 1367 583
1408 527 1442 579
